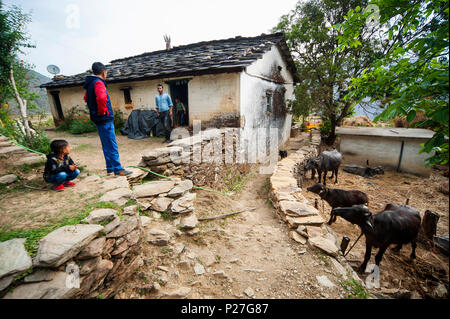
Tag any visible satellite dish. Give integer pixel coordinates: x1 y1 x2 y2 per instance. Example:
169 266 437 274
47 64 60 75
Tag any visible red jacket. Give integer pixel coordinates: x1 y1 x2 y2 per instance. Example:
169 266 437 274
83 81 109 116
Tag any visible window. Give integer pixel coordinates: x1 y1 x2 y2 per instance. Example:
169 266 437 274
121 87 132 104
266 92 273 113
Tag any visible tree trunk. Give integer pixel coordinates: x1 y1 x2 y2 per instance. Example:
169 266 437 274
9 68 31 143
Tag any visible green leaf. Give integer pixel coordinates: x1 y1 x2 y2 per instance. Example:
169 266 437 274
406 110 416 123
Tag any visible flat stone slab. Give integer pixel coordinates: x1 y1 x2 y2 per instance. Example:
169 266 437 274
3 271 78 299
0 238 32 279
170 192 196 214
146 228 170 246
0 174 18 184
167 180 193 198
286 215 325 228
308 236 339 257
15 155 45 165
279 201 320 217
0 146 24 154
99 188 132 206
140 216 152 228
151 196 173 212
77 237 106 260
100 176 129 191
106 215 139 238
23 269 58 283
132 180 176 198
289 231 307 244
180 214 199 229
82 209 118 224
33 224 103 267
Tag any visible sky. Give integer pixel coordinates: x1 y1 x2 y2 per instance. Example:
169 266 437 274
4 0 298 77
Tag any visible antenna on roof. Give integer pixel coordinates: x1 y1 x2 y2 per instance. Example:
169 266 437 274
47 64 60 76
164 34 171 50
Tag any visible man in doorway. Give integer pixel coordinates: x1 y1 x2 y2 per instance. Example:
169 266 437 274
174 98 186 127
155 84 173 143
83 62 132 176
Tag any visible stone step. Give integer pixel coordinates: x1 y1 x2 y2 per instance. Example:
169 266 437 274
0 146 28 155
15 155 46 166
0 141 14 148
0 136 9 142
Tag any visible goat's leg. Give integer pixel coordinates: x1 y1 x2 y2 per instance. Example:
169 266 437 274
410 239 417 260
334 169 338 184
318 171 322 184
358 241 372 273
375 244 389 267
327 211 334 225
322 170 327 185
311 168 315 180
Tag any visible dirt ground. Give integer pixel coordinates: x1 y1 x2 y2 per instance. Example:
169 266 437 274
0 130 165 231
1 129 448 299
301 167 449 297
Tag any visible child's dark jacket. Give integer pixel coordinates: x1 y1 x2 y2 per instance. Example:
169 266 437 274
43 154 75 182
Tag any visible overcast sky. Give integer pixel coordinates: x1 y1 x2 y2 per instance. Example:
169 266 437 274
4 0 298 77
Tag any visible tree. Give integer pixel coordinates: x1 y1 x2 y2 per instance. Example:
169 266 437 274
0 3 36 142
274 0 384 144
335 0 449 166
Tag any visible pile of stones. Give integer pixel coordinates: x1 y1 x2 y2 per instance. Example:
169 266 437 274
0 207 144 299
136 128 251 188
132 178 199 231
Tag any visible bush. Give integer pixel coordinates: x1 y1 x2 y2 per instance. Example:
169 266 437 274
1 102 51 154
319 119 332 137
68 116 97 134
114 109 125 129
57 106 125 134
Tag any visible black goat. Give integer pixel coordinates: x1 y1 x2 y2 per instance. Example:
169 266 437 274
304 149 342 185
306 183 369 225
331 204 421 273
279 150 288 159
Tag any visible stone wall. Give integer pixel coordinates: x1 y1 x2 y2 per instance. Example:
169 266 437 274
136 128 253 189
0 207 144 299
269 131 365 286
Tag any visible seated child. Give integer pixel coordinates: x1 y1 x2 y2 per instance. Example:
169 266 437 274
43 139 80 191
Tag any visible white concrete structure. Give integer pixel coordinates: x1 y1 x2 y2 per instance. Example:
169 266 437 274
336 127 436 176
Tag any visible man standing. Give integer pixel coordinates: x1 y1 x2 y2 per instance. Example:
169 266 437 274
83 62 132 176
155 84 173 143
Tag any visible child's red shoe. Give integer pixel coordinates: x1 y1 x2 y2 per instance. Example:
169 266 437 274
64 181 76 187
53 184 65 191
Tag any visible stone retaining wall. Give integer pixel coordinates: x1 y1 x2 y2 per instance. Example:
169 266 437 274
269 131 365 286
135 128 255 188
0 207 144 299
0 173 202 299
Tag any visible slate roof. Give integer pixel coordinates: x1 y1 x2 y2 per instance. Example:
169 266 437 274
41 32 298 89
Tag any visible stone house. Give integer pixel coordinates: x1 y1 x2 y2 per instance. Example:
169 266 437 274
41 33 299 147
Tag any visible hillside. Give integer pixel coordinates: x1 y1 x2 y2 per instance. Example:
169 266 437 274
7 69 51 115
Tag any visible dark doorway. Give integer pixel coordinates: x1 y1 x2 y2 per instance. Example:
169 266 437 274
50 91 64 121
166 78 190 126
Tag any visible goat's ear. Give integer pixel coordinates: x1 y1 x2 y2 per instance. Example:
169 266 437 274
319 189 326 195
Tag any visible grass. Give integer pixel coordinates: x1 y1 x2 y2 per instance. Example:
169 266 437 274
223 169 253 194
340 278 369 299
0 201 118 257
317 253 330 266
